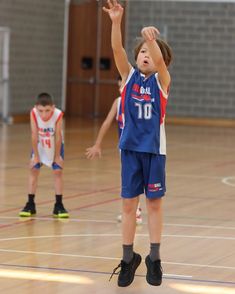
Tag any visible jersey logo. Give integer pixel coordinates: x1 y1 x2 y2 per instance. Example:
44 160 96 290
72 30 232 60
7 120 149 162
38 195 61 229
148 183 162 192
131 84 152 102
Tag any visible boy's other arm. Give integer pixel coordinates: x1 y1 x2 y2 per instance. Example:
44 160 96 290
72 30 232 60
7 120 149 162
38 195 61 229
86 98 118 159
142 27 171 92
30 111 40 165
54 116 63 167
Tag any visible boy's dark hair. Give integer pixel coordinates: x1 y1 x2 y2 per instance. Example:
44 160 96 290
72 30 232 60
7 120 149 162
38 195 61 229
134 38 173 67
36 92 54 106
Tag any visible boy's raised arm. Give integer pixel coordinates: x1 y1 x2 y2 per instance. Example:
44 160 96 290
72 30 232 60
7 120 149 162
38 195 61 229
103 0 130 82
141 26 171 93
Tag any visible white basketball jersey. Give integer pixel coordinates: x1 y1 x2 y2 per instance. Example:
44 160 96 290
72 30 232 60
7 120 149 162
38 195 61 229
31 107 63 167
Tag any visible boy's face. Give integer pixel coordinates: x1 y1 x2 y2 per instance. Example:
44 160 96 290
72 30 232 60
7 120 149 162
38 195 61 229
36 104 55 121
136 43 156 75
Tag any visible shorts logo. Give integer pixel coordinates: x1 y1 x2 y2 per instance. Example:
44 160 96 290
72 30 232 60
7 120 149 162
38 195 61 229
148 183 162 192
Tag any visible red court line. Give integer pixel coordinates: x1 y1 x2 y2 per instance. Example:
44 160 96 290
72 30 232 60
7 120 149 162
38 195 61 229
0 188 121 232
0 186 120 214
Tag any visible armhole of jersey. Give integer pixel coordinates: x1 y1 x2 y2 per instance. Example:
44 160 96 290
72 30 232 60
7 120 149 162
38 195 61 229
155 74 168 99
56 111 63 124
119 67 135 94
116 97 121 120
31 108 38 128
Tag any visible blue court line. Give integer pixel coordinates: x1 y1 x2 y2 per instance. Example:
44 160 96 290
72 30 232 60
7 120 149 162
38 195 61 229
0 263 234 286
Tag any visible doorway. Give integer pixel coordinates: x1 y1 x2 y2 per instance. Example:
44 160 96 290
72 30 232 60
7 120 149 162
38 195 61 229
66 0 126 118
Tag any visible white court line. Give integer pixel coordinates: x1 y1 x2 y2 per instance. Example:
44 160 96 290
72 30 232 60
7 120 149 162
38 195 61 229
0 233 234 242
1 216 235 230
163 234 235 240
168 173 222 180
165 223 235 230
222 177 235 187
1 248 234 272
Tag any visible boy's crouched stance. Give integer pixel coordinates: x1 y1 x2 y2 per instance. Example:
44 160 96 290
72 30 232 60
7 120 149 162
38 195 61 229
19 92 69 218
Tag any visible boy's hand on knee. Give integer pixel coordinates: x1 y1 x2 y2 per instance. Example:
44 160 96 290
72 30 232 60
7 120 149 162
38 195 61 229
54 156 64 168
30 157 40 169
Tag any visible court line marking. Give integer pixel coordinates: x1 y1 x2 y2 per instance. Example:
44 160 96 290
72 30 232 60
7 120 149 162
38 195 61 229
222 177 235 187
0 249 234 271
0 216 235 230
0 233 234 242
0 262 192 280
1 263 235 286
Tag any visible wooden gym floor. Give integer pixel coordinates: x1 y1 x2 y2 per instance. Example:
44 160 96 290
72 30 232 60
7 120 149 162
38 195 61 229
0 118 234 293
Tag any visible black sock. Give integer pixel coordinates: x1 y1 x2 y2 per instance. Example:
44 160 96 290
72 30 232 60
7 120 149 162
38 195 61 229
122 244 134 263
28 194 35 204
150 243 160 261
55 195 63 205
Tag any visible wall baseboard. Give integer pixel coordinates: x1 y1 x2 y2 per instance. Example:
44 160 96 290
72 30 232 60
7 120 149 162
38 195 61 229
166 116 235 128
11 114 235 128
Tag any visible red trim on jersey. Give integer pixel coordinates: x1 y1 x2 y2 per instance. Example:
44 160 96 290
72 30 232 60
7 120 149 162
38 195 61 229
121 85 127 115
31 109 38 128
159 89 168 125
56 111 63 124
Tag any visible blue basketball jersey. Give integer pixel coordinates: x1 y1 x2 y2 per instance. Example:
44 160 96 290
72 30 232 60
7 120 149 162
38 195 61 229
119 67 168 155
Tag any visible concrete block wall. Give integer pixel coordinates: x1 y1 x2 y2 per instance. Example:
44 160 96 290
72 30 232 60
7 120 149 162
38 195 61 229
0 0 65 115
1 0 235 119
126 1 235 119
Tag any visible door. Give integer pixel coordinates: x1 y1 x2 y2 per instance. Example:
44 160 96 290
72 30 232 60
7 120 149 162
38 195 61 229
66 0 126 118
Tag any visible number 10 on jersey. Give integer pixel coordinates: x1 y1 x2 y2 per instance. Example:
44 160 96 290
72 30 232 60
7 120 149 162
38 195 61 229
135 102 152 120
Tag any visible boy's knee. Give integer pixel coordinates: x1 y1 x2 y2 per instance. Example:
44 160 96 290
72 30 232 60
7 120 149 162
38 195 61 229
122 199 138 214
147 198 162 211
53 170 62 177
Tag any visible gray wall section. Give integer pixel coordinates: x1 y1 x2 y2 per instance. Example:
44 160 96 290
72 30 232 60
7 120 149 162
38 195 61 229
0 0 235 119
0 0 65 114
126 1 235 119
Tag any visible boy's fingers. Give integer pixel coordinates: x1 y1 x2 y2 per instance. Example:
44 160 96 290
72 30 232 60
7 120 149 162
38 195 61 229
154 27 160 35
107 0 113 9
102 7 109 13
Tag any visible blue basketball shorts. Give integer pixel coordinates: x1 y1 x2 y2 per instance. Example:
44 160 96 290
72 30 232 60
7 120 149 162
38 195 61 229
31 143 64 170
121 150 166 199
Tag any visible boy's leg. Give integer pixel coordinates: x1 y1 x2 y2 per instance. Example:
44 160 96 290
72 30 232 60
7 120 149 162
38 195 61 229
143 153 165 286
146 197 162 252
145 197 163 286
122 197 139 250
110 150 142 287
19 167 40 217
117 200 143 225
52 169 69 218
111 197 142 287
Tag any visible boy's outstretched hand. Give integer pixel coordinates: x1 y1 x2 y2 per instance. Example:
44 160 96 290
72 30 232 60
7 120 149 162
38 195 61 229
85 145 102 160
103 0 123 23
141 26 160 41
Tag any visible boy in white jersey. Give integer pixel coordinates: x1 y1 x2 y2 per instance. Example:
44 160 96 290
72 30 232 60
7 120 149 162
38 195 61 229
85 78 142 225
19 93 69 218
104 0 173 287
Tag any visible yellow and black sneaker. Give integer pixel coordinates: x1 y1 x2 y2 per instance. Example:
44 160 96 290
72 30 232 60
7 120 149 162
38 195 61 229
53 203 69 218
19 202 36 217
